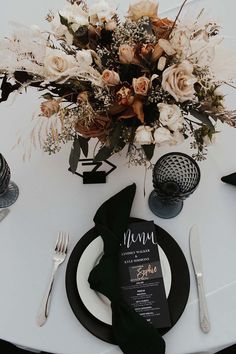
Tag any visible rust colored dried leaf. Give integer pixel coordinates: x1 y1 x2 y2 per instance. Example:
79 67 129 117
132 99 144 123
152 43 164 61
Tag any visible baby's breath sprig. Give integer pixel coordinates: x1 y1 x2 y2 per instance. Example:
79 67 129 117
127 144 153 167
43 108 79 154
112 17 156 50
93 85 114 109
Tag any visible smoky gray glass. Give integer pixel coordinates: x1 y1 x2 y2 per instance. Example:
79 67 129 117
0 154 19 208
148 152 201 219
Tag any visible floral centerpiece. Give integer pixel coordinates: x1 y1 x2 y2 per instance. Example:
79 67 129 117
1 0 236 171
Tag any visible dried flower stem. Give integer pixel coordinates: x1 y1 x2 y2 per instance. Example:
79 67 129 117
168 0 189 38
223 81 236 90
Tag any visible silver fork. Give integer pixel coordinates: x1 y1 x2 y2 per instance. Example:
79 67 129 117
37 232 69 327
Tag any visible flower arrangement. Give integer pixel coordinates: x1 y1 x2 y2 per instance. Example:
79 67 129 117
1 0 236 170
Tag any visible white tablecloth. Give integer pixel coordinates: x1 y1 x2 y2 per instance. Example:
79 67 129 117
1 1 236 353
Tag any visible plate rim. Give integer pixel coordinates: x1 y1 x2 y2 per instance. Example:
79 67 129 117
65 218 190 344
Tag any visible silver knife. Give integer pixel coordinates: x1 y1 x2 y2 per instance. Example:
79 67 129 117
189 225 211 333
0 209 10 222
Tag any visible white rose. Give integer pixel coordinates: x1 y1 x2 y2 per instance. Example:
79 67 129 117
134 126 153 145
51 4 88 43
60 3 89 28
127 0 158 21
170 29 190 59
170 131 185 145
153 127 172 145
51 15 74 44
162 60 197 102
44 48 77 81
89 0 114 24
157 103 184 131
76 49 93 66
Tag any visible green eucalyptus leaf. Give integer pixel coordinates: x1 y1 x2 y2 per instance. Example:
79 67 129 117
104 123 126 154
41 93 54 100
59 13 69 27
94 146 114 162
142 144 155 161
69 137 81 173
78 135 90 157
190 109 214 130
110 122 123 148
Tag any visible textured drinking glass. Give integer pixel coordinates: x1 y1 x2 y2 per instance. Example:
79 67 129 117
148 152 200 219
0 154 19 208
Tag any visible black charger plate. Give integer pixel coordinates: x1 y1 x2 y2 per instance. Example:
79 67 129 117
65 218 190 344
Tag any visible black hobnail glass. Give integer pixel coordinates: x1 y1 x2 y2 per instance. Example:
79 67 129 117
0 154 19 208
148 152 201 219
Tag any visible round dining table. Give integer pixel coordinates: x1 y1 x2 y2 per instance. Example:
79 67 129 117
1 0 236 353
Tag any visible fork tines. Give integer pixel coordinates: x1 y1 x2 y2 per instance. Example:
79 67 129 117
55 232 69 254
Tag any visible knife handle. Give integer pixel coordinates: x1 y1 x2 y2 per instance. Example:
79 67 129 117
196 275 211 333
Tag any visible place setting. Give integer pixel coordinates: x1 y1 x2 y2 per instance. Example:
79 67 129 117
63 150 210 352
65 184 190 346
32 148 212 354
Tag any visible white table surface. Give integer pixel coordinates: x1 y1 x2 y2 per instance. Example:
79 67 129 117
1 1 236 354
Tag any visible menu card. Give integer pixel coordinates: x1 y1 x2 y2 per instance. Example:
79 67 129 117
119 221 171 328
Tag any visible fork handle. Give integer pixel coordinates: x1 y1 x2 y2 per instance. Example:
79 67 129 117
36 262 59 327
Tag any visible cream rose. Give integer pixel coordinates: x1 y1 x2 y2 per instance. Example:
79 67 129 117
89 0 114 24
157 103 184 131
134 125 153 144
44 48 77 81
118 44 136 64
169 29 190 60
51 3 89 41
170 131 185 145
40 99 60 118
153 127 172 145
76 49 93 66
127 0 158 21
60 3 88 27
162 60 197 102
133 76 150 96
102 69 120 86
51 16 74 44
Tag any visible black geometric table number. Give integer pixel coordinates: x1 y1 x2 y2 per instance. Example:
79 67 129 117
68 159 117 184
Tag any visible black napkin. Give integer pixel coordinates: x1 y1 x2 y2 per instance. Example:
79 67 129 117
88 183 166 354
221 173 236 186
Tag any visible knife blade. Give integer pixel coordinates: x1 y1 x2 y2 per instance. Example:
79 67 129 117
0 208 10 222
189 225 211 333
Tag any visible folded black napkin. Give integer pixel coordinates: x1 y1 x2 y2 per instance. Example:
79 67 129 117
88 183 166 354
221 173 236 186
